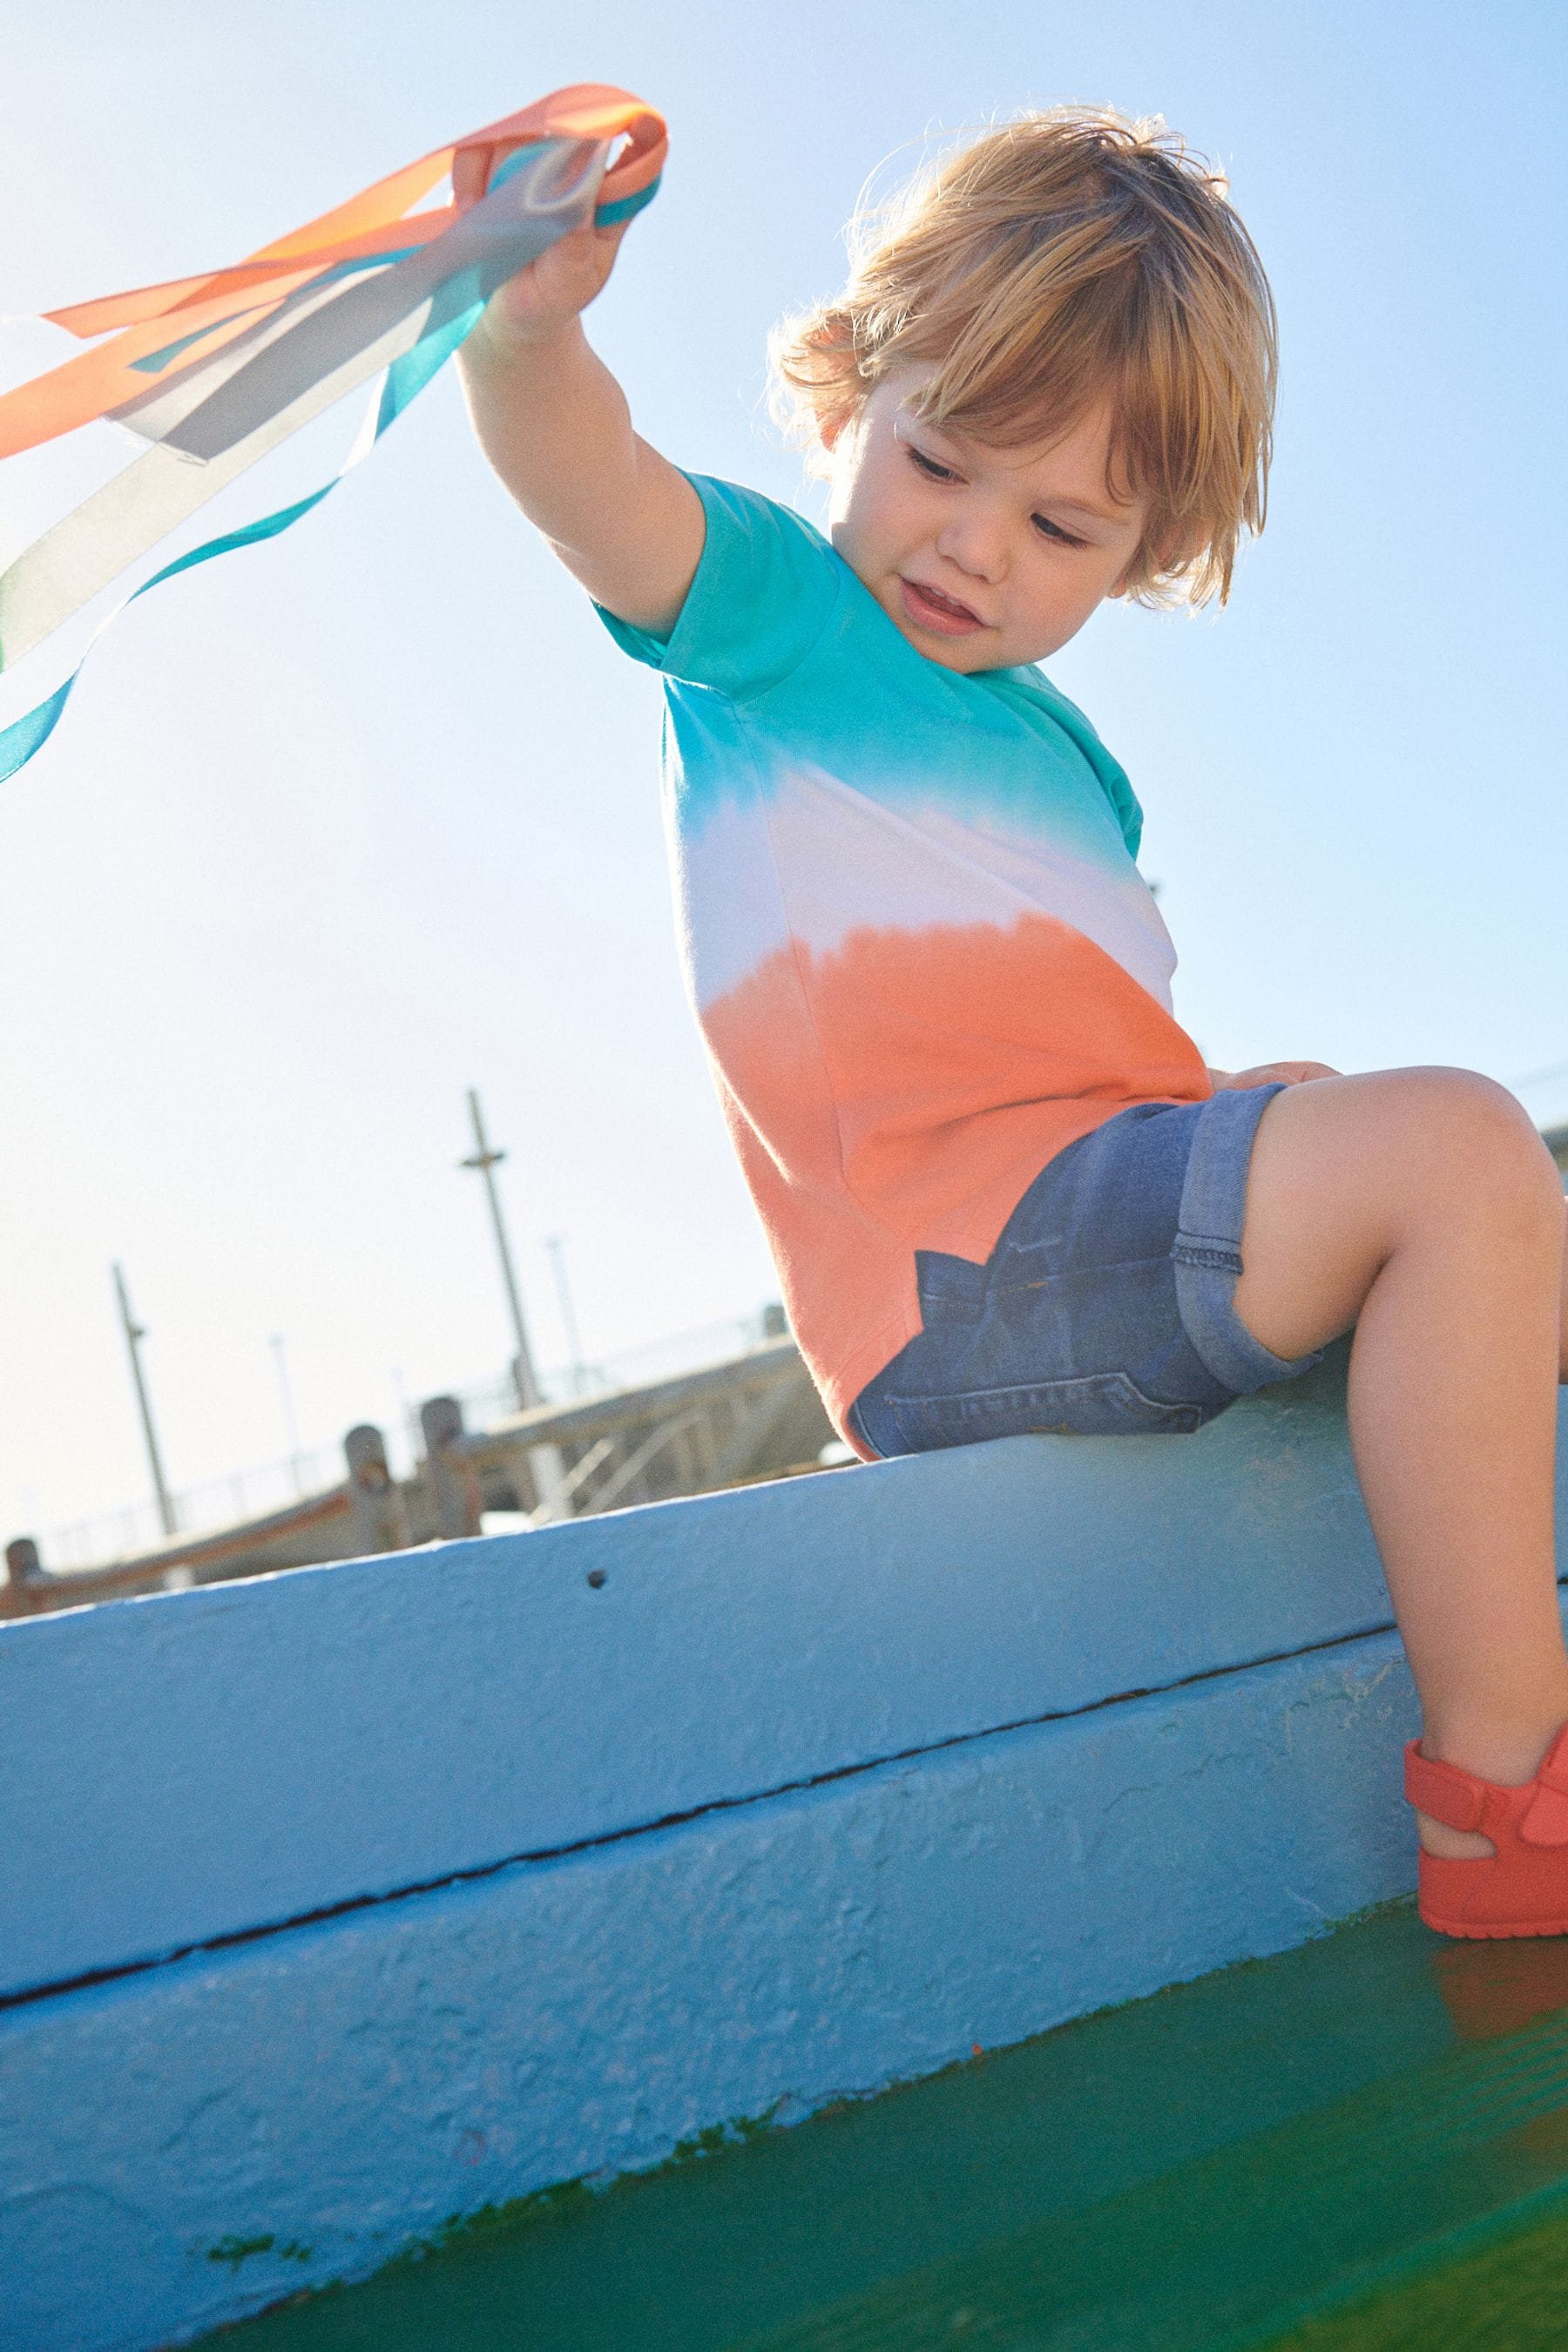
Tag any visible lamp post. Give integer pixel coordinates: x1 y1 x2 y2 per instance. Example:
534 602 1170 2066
270 1333 304 1495
458 1090 568 1520
460 1087 543 1410
544 1233 589 1396
113 1263 176 1538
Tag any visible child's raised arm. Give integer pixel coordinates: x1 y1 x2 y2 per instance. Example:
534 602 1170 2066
455 145 705 635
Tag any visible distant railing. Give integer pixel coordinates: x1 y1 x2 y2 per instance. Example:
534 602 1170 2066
36 1308 787 1578
429 1310 784 1447
42 1443 347 1573
3 1310 832 1619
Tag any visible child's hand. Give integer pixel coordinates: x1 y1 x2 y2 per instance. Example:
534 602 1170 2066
453 140 634 348
1208 1062 1341 1089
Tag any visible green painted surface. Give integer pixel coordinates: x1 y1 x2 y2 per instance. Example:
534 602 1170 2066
200 1903 1568 2350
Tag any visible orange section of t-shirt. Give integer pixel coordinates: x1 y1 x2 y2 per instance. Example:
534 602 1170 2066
700 909 1212 1443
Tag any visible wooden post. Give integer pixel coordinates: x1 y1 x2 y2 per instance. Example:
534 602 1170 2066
343 1425 409 1557
419 1397 483 1541
3 1538 44 1617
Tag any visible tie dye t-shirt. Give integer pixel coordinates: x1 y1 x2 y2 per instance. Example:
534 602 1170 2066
598 474 1211 1451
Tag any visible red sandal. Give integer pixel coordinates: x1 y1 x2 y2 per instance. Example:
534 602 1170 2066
1406 1728 1568 1938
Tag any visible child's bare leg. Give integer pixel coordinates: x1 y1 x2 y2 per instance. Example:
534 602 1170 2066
1228 1069 1568 1860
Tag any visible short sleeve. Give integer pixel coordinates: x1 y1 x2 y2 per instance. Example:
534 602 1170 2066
1017 669 1145 861
1092 754 1144 862
596 475 842 702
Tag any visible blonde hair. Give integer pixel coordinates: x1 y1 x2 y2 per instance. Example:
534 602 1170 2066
771 109 1277 606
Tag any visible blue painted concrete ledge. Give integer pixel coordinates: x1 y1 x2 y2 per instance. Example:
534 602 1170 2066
4 1342 1567 2349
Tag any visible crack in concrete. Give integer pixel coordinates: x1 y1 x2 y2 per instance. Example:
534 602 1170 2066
0 1612 1400 2017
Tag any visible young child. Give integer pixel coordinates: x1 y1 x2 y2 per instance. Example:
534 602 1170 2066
456 109 1568 1940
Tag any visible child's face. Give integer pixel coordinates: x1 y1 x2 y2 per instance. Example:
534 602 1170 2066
827 368 1150 672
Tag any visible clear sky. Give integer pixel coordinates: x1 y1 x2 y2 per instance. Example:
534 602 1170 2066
1 0 1564 1549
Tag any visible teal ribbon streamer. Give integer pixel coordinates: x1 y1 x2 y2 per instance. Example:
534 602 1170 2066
0 171 658 787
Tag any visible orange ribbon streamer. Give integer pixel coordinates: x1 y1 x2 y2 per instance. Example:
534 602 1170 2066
0 84 666 462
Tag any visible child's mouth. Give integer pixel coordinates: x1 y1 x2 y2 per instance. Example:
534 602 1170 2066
899 576 985 636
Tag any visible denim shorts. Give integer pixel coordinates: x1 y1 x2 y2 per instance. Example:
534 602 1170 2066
848 1082 1323 1458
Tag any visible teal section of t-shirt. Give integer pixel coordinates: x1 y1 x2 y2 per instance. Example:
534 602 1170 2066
596 476 1145 870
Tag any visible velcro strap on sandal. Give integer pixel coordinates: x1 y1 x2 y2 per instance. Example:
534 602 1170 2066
1522 1727 1568 1847
1403 1740 1489 1833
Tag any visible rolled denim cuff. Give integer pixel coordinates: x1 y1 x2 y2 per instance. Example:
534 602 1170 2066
1172 1082 1324 1396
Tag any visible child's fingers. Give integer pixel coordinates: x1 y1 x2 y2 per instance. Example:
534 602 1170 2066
479 214 626 339
1221 1060 1341 1089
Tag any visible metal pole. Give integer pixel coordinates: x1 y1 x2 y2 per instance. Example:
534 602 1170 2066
460 1087 543 1409
113 1263 177 1538
270 1333 304 1495
544 1233 588 1396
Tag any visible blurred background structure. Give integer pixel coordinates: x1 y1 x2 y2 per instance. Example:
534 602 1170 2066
2 1302 838 1617
2 1082 842 1612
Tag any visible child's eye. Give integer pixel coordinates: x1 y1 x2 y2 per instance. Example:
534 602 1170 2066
1032 513 1088 549
907 444 959 483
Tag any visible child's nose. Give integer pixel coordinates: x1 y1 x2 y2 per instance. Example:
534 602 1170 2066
936 504 1008 582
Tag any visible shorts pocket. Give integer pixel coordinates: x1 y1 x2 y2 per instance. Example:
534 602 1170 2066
881 1370 1206 1451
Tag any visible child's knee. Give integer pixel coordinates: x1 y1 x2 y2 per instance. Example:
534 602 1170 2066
1404 1068 1561 1225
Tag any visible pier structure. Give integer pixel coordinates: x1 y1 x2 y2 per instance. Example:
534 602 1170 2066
0 1329 834 1619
